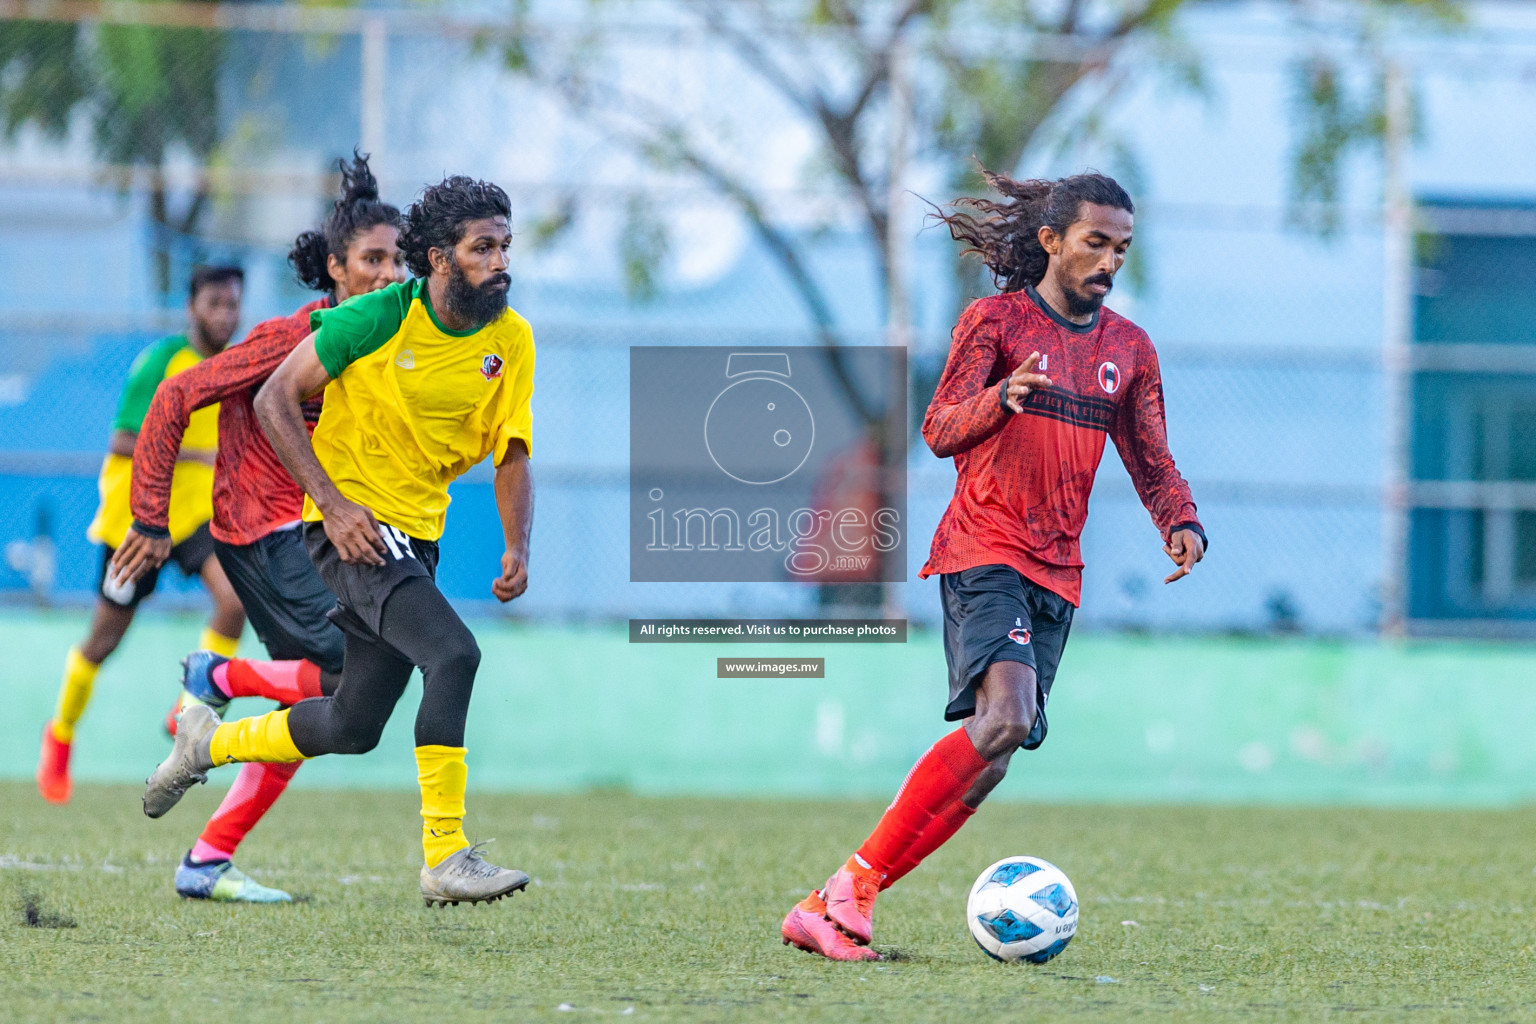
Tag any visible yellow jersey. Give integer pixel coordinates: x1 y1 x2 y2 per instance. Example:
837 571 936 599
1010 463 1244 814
88 336 219 549
303 278 535 541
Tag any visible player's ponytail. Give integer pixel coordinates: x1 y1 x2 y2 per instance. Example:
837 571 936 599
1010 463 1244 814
936 169 1133 292
287 149 403 292
337 151 382 206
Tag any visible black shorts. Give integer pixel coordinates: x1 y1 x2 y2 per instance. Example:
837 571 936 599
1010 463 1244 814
96 522 216 608
303 521 440 656
940 564 1075 750
214 529 346 673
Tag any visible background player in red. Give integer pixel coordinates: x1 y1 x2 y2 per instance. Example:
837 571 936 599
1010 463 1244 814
110 153 404 902
781 171 1207 960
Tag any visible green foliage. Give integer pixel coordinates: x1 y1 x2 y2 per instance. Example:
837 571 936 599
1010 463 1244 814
497 0 534 71
1287 58 1383 236
524 193 578 250
93 22 223 165
932 0 1194 191
0 9 224 164
1283 0 1461 234
0 5 229 294
621 191 671 302
0 22 90 139
512 0 1463 329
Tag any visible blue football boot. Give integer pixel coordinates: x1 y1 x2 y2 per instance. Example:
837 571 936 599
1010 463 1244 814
175 852 292 903
179 650 232 717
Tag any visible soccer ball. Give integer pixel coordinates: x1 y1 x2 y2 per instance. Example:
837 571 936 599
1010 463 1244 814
966 856 1079 963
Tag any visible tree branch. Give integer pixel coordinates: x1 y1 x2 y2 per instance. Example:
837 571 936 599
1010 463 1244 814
555 72 841 330
694 3 818 118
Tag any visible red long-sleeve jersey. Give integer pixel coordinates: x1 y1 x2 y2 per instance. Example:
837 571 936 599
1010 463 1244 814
131 298 331 546
920 286 1201 606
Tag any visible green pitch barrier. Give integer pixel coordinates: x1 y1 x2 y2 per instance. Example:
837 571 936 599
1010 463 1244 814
4 609 1535 805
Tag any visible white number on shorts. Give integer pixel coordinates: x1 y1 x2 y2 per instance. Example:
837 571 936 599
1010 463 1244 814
377 524 415 561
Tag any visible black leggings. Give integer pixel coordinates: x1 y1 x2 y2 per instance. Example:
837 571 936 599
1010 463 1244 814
286 577 481 756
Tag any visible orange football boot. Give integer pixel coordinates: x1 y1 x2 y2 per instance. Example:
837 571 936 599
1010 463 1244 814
823 862 880 945
781 890 880 961
37 724 73 804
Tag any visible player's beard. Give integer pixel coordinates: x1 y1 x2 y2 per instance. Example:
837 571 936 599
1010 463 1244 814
193 315 239 352
1064 272 1113 317
444 257 510 330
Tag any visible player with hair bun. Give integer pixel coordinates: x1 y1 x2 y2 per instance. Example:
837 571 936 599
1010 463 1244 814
111 151 404 902
782 170 1206 959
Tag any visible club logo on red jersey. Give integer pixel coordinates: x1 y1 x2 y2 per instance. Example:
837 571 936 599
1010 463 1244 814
480 354 504 381
1097 360 1120 395
1008 627 1031 645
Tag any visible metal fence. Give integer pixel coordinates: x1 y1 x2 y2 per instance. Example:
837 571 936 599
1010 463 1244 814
3 3 1535 635
0 309 1392 635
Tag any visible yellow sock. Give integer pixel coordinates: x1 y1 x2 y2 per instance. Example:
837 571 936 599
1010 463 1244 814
199 626 240 658
51 648 100 744
416 745 470 868
208 709 307 766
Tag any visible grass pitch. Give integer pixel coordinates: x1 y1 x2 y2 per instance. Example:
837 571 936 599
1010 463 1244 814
4 782 1536 1023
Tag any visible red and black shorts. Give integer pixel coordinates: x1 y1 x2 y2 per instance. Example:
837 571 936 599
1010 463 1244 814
214 527 345 673
939 563 1074 750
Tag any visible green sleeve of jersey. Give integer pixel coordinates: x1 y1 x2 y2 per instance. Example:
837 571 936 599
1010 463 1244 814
111 336 185 433
311 280 414 379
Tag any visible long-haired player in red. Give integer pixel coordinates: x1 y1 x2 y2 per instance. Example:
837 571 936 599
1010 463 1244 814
781 171 1207 959
108 152 405 902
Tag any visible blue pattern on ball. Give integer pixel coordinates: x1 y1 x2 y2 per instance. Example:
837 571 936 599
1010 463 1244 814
978 860 1042 892
1021 938 1072 964
1029 883 1075 918
977 908 1044 944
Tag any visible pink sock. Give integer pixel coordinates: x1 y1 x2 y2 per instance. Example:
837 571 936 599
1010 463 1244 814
210 662 235 699
197 761 302 860
190 838 234 864
215 659 323 705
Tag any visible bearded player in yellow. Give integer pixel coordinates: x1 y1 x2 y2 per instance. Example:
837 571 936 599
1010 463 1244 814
38 267 247 803
143 176 535 907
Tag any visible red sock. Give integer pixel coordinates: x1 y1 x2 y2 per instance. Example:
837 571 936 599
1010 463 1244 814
213 659 324 705
880 798 977 890
855 728 989 876
195 761 302 859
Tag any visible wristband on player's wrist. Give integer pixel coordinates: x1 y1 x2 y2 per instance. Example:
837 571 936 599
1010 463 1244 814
130 519 171 540
998 378 1014 414
1169 522 1207 551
